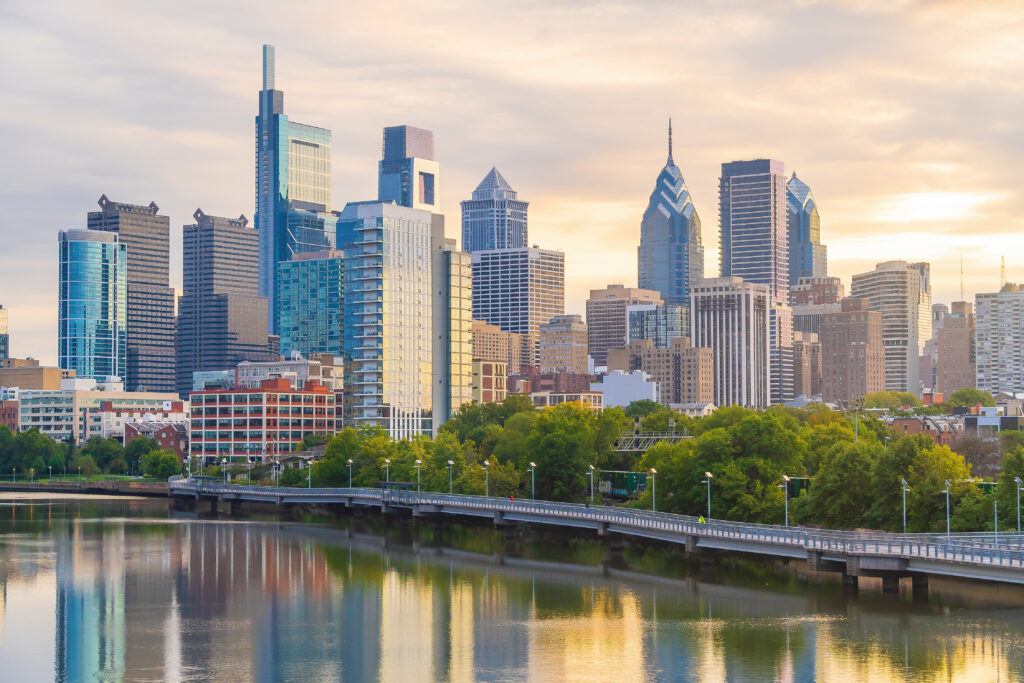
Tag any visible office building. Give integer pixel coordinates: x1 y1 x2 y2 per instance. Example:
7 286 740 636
770 302 796 405
0 305 7 359
339 201 434 438
976 284 1024 394
432 238 473 429
850 261 931 395
606 337 713 406
58 229 127 382
539 314 589 374
935 301 976 396
471 247 565 348
819 297 885 406
87 195 175 391
276 250 344 358
255 45 334 330
378 125 440 212
461 167 528 253
586 284 662 366
691 277 771 409
189 377 334 460
792 331 822 398
125 421 188 460
472 360 507 404
638 121 704 305
791 276 843 306
627 303 688 348
786 173 827 289
471 319 529 375
177 209 274 395
719 159 789 302
0 358 76 390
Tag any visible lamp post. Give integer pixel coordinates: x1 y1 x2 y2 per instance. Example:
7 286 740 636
347 459 353 488
221 458 228 484
529 462 536 499
48 465 52 481
588 465 595 505
702 471 714 520
900 477 910 533
483 461 490 497
307 459 312 489
447 460 454 494
781 475 791 527
384 458 391 484
649 468 657 512
415 459 422 492
1015 476 1023 533
994 498 999 543
943 479 951 538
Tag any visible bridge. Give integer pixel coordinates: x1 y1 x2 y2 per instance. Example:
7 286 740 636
168 477 1024 588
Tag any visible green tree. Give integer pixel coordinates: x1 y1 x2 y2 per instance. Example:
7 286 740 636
524 403 600 501
945 388 995 408
624 400 661 418
905 444 974 533
81 437 124 472
862 391 919 410
797 440 882 528
140 449 181 479
72 454 98 477
125 436 158 474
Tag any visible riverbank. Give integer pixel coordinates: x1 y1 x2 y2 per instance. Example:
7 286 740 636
0 480 168 497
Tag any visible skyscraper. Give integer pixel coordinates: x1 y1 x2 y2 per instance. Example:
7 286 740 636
638 121 704 305
378 125 440 213
176 209 275 394
820 297 885 406
339 201 434 439
276 250 345 359
87 195 174 392
58 230 127 381
0 305 7 360
786 173 827 289
461 167 528 253
432 237 473 430
850 261 932 395
586 284 662 366
935 301 975 396
719 159 789 302
975 284 1024 394
691 277 771 409
539 314 589 374
255 44 334 331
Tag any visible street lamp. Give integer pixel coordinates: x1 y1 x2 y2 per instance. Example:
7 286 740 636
994 498 999 543
483 461 490 497
306 459 312 489
415 459 422 492
221 458 228 484
447 460 454 494
900 478 910 533
702 472 714 520
529 462 536 499
1015 477 1023 533
649 468 657 512
588 465 596 505
942 479 951 538
780 475 791 527
48 465 52 481
384 458 391 484
347 459 353 488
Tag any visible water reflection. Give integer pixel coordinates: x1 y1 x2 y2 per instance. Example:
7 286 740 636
1 496 1023 682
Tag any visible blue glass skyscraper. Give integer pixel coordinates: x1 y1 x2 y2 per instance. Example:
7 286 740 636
276 250 344 358
58 229 127 380
786 172 827 288
638 121 704 305
377 125 440 213
255 44 334 332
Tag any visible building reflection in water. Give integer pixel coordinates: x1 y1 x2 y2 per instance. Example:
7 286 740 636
1 499 1024 681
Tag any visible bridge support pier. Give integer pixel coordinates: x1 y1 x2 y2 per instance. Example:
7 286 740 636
841 573 858 591
881 574 900 594
912 574 929 600
228 499 243 516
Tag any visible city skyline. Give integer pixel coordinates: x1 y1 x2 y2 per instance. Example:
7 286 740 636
3 1 1023 363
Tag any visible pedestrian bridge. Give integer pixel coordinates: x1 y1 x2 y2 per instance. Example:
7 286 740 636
168 477 1024 587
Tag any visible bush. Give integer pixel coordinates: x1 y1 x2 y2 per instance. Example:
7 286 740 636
141 450 182 480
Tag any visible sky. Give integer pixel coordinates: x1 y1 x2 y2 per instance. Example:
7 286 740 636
1 0 1023 365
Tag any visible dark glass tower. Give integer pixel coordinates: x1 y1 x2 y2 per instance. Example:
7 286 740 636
786 172 827 289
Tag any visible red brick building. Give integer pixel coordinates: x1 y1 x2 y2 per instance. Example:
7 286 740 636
125 421 188 459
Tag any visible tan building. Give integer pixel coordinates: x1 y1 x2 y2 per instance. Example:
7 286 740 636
585 284 662 366
471 319 532 374
0 358 76 390
472 360 507 404
792 331 822 398
539 314 589 374
606 337 713 406
935 301 976 396
531 391 603 411
820 298 885 406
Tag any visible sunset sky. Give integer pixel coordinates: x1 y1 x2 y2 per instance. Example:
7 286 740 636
2 0 1023 364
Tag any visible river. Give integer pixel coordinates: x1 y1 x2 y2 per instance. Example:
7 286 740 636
1 494 1023 682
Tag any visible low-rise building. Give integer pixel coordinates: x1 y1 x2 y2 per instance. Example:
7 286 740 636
92 400 188 439
591 370 658 408
472 360 507 404
234 353 343 428
530 391 603 411
0 358 76 390
606 337 713 406
673 402 717 418
125 421 189 459
0 400 17 432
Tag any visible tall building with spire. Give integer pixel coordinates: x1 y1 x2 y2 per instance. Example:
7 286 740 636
786 172 826 290
461 167 528 253
638 120 704 305
255 44 334 332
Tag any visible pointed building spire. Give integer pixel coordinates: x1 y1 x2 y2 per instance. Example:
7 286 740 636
668 118 674 163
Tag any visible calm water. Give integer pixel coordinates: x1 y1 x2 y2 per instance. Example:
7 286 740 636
1 495 1024 682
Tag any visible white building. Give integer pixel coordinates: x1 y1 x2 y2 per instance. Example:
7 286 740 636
591 370 659 408
976 283 1024 394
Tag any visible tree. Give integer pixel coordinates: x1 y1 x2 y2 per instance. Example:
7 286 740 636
141 449 181 479
80 437 124 472
72 454 97 477
125 436 158 474
946 388 995 408
624 400 661 418
862 391 920 410
297 433 331 451
524 403 600 501
797 440 882 529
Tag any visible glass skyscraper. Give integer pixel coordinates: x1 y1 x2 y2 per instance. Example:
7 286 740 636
58 229 127 381
638 121 704 305
432 239 473 430
719 159 789 303
377 125 440 213
627 303 688 348
276 250 345 358
338 201 434 439
460 167 528 253
256 44 333 332
786 172 827 289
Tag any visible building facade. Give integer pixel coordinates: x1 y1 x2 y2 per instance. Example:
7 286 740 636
591 370 659 408
255 44 334 331
378 125 440 213
471 319 529 375
276 250 344 359
177 209 274 395
719 159 789 303
606 337 713 406
691 277 771 409
627 303 688 348
472 360 507 404
638 122 704 305
786 173 827 290
935 301 976 396
0 305 7 359
850 261 931 395
976 284 1024 394
586 284 662 366
538 314 589 374
58 229 127 382
87 195 175 392
792 331 822 398
461 167 528 253
819 297 886 406
432 238 473 430
791 276 844 306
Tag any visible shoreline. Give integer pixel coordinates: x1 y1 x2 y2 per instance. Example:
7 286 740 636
0 480 168 498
